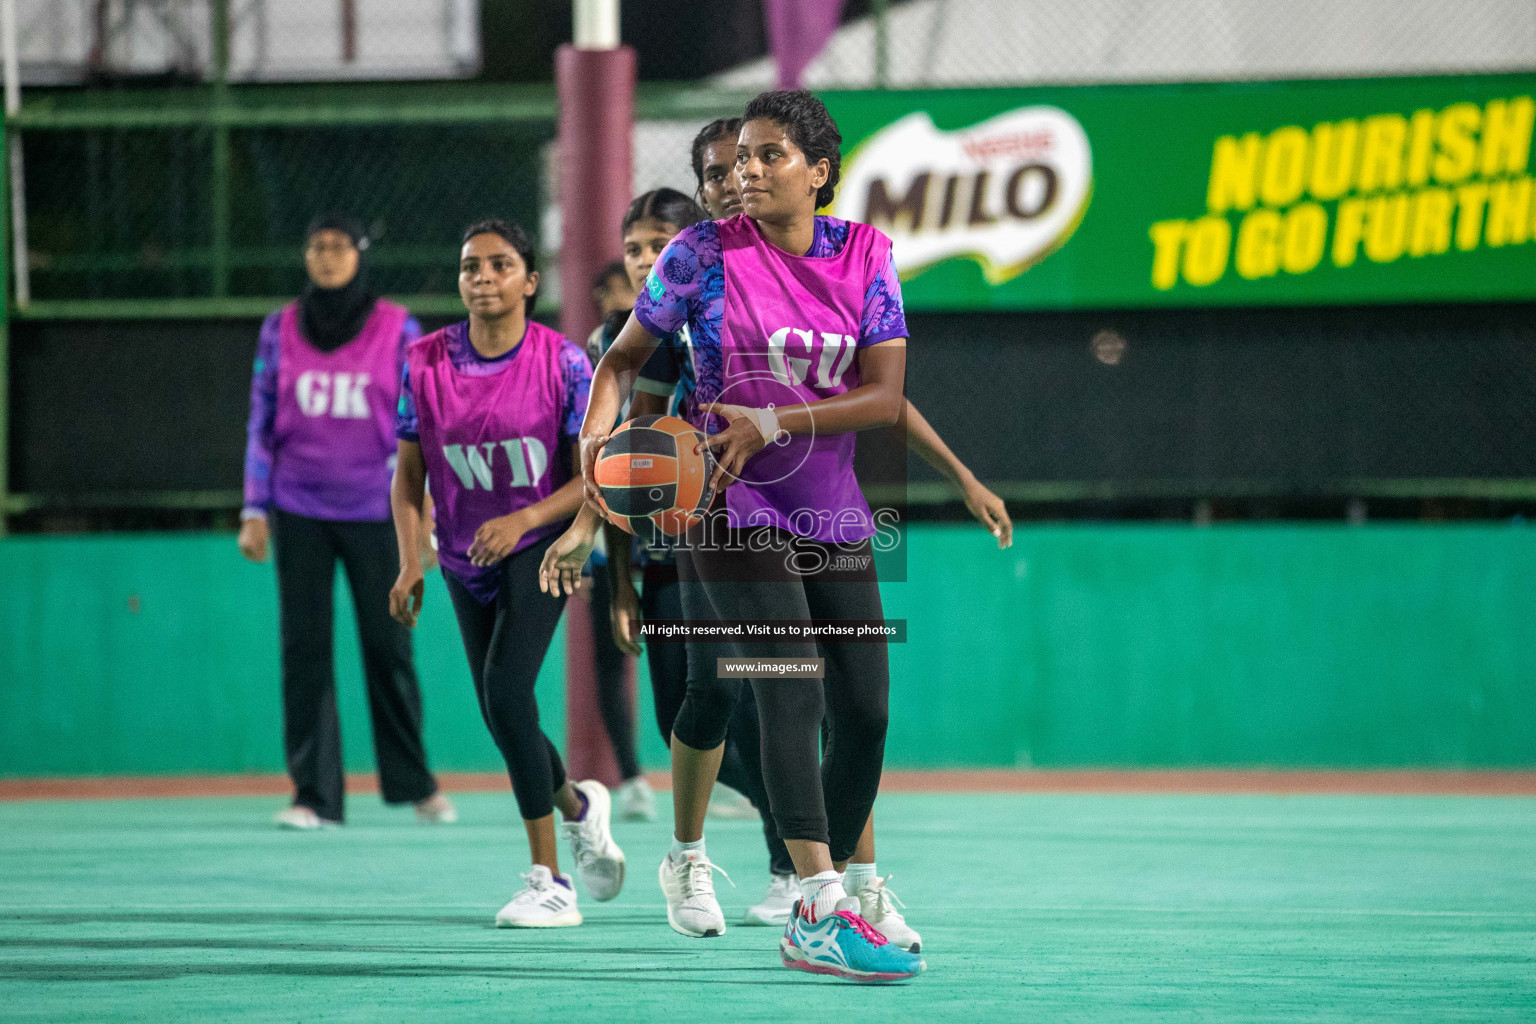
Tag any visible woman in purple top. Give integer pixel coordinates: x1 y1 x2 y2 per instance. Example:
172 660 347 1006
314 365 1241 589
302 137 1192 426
556 91 925 981
389 219 626 929
240 214 453 831
604 119 1011 938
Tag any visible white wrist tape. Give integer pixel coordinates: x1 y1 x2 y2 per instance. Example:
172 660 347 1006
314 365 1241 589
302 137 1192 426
750 406 782 443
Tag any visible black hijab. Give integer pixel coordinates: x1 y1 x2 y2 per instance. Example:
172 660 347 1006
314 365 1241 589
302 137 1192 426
299 214 377 352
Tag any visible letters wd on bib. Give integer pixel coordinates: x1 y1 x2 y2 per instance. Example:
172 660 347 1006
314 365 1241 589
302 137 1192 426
399 320 590 601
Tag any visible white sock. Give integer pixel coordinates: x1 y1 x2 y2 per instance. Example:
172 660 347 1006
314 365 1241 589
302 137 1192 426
843 862 877 893
799 870 847 919
670 836 705 861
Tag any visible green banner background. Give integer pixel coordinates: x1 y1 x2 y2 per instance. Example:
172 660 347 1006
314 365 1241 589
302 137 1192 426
823 73 1536 310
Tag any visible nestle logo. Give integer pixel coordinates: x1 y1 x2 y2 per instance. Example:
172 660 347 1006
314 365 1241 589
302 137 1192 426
959 129 1054 164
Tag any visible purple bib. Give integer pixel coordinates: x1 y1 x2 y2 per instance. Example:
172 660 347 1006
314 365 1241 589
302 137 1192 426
714 215 890 543
408 321 570 602
272 299 408 521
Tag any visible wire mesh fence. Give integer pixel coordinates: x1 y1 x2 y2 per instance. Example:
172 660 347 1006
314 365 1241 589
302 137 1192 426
20 0 1533 310
12 0 479 85
714 0 1536 90
15 79 748 312
24 118 552 304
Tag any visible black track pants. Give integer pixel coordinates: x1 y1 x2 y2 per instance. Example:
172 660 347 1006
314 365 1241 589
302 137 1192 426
272 508 438 822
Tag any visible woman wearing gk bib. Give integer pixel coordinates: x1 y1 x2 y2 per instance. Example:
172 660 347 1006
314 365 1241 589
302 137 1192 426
240 214 454 830
564 91 924 981
390 220 626 928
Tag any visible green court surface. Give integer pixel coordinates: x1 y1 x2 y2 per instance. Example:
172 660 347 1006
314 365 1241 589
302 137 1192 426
3 791 1534 1022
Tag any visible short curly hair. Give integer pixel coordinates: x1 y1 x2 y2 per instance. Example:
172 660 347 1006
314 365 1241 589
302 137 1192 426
742 90 843 209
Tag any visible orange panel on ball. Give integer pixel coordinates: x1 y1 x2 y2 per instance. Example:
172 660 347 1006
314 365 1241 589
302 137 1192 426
594 453 679 489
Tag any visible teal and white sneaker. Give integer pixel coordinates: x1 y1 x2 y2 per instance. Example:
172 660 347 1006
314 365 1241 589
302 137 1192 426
779 898 925 983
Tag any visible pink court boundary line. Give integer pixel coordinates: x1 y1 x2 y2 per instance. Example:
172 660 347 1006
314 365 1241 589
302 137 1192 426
3 769 1536 803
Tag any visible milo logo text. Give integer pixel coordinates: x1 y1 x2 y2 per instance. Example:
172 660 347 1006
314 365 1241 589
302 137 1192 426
835 107 1093 284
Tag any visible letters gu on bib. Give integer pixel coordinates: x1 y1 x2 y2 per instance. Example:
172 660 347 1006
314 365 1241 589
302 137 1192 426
403 321 587 602
273 299 409 521
635 214 908 544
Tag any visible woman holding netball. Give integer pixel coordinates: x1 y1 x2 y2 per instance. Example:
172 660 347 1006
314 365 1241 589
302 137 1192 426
687 120 1011 948
574 186 800 926
240 213 455 831
389 219 625 928
676 117 1010 947
561 91 926 981
689 118 1012 549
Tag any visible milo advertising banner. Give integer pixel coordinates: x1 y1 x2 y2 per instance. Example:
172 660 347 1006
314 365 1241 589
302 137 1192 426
822 73 1536 309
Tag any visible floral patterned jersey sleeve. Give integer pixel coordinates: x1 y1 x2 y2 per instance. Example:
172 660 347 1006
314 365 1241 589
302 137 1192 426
860 249 908 347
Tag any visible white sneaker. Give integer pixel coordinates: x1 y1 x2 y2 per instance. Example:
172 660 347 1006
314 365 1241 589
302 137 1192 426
495 866 582 928
561 780 626 902
852 875 922 952
615 777 657 822
705 783 759 821
273 806 339 830
658 850 732 937
742 872 798 926
414 792 458 824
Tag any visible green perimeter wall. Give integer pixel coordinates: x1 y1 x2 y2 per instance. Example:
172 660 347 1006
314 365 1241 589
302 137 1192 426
2 524 1534 775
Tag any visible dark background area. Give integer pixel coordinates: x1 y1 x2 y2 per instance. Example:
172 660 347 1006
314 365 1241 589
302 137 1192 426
901 303 1536 485
23 122 554 303
480 0 879 83
12 302 1535 531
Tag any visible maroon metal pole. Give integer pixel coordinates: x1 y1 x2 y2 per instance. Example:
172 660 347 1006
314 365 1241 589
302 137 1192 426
555 43 635 350
556 39 637 789
340 0 357 63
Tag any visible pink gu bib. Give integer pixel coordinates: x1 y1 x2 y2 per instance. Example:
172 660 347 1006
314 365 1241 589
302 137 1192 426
272 298 407 521
714 214 893 543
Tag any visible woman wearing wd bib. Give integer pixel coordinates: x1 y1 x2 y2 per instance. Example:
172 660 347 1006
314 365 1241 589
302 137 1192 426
240 214 453 830
570 92 924 981
390 219 625 928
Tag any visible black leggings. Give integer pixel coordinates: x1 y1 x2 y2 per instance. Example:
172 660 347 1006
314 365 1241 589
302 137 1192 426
642 563 795 877
444 534 568 821
272 508 437 822
588 565 642 781
671 516 889 864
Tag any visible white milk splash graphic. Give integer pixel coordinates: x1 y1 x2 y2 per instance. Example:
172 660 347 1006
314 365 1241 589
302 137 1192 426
834 107 1093 285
